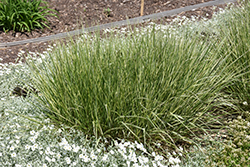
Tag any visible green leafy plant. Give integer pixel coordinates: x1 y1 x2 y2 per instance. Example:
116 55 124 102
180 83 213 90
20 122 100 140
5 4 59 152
0 0 58 32
104 8 111 17
206 115 250 167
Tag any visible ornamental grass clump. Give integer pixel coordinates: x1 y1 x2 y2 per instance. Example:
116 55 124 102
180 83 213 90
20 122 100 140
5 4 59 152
27 26 234 149
216 0 250 111
0 0 58 32
205 114 250 167
1 49 174 167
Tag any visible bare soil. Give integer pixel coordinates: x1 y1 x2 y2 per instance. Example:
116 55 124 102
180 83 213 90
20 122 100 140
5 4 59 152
0 0 231 64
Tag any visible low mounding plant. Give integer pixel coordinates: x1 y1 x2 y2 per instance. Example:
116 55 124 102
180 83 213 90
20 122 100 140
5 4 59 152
205 114 250 167
0 0 58 32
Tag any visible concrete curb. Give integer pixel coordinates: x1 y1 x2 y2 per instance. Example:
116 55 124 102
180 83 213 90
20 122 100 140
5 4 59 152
0 0 237 48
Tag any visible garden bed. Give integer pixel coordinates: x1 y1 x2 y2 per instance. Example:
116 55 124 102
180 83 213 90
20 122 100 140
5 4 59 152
0 1 249 166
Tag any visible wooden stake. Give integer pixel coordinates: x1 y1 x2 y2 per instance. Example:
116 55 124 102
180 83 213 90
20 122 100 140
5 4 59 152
141 0 144 16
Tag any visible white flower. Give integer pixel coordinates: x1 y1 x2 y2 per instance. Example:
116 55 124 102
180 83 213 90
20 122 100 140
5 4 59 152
0 152 2 156
81 148 87 154
63 144 72 151
132 163 140 167
65 157 71 164
31 144 38 151
90 151 97 160
56 153 61 159
126 161 131 167
138 156 149 164
31 147 36 152
36 58 42 64
124 141 130 147
11 152 17 157
90 162 96 166
25 145 31 150
110 150 115 155
118 144 127 154
45 149 50 155
29 137 36 143
45 156 51 162
243 101 248 105
15 164 21 167
102 154 109 161
155 155 164 161
59 138 68 146
152 152 156 157
49 151 55 155
46 146 51 151
82 155 90 162
129 143 135 149
43 51 49 54
129 152 137 162
42 164 47 167
79 154 84 159
34 132 39 139
246 135 250 140
168 157 181 164
40 54 46 59
175 157 181 164
10 145 15 151
72 145 80 153
49 125 54 130
136 142 147 152
118 148 126 156
157 161 168 167
27 163 32 167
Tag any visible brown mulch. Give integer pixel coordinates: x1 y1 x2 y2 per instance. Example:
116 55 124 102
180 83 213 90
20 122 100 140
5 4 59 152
0 0 232 64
